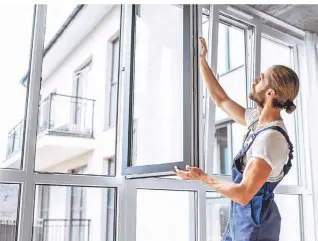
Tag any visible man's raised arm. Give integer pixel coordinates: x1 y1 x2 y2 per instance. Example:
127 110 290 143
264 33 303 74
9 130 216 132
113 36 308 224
199 37 247 126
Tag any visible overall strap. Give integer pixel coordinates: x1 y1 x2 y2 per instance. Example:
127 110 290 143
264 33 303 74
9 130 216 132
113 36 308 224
254 126 294 175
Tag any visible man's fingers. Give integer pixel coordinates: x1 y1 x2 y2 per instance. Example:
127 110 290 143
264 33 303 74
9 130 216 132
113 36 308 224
199 37 207 48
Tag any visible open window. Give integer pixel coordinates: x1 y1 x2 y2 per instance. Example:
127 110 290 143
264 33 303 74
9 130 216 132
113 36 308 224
202 5 255 176
121 5 199 176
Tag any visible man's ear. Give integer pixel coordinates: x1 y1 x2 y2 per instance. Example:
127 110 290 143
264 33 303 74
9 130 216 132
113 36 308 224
266 88 276 97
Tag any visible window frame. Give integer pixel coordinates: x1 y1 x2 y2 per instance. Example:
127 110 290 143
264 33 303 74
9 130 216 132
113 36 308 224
120 4 199 177
0 4 315 241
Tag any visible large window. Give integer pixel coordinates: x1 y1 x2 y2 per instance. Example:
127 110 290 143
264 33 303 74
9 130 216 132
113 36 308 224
0 4 315 241
122 5 196 176
260 36 299 185
202 13 249 176
32 185 116 241
0 5 34 169
32 5 120 175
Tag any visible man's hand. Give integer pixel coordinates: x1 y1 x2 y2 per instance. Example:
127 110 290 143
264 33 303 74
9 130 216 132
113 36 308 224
199 37 208 60
174 165 208 181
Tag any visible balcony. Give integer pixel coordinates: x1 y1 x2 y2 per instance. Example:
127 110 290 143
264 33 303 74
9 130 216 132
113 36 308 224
33 219 91 241
4 94 96 169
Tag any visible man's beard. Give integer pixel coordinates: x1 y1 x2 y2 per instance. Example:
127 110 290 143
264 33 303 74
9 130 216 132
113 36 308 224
249 87 267 108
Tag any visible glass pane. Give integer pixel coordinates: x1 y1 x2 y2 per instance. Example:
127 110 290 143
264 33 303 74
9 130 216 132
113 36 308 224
34 5 121 175
216 22 246 122
0 183 20 241
231 122 247 159
201 17 247 176
136 189 195 241
132 5 183 166
0 6 34 169
276 194 301 241
32 185 116 241
261 37 298 185
206 193 230 241
213 125 231 175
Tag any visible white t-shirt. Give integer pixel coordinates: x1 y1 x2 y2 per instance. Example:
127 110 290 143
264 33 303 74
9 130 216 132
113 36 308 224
242 108 290 182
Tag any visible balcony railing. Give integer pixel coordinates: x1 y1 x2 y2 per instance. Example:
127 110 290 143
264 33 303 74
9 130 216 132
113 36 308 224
0 220 17 241
6 94 95 159
6 121 24 159
33 219 91 241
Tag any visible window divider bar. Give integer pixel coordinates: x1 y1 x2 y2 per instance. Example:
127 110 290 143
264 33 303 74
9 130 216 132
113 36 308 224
197 188 207 241
19 5 47 241
205 4 220 176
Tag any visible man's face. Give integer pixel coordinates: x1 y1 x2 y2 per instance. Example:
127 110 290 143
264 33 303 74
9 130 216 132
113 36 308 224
249 71 270 107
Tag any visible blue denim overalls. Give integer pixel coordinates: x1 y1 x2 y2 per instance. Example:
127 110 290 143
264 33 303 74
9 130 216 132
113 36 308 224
222 125 294 241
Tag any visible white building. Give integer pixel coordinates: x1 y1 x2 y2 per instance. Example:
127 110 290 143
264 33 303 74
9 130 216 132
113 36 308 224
0 4 318 241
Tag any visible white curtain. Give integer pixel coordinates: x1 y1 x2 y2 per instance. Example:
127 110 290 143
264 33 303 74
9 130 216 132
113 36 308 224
305 32 318 241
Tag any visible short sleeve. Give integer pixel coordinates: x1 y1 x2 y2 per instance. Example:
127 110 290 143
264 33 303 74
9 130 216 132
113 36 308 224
249 130 289 169
245 108 258 128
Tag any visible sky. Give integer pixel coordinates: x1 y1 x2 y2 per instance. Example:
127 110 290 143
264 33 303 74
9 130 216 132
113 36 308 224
0 4 76 163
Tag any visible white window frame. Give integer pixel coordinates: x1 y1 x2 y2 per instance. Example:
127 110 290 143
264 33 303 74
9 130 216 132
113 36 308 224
0 4 316 241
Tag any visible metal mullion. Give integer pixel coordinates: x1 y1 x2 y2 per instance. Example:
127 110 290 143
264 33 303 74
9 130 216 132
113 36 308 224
205 4 220 177
125 181 137 241
0 169 26 183
19 5 47 241
183 4 195 169
33 172 121 188
197 188 207 241
198 5 205 172
121 4 134 175
128 177 206 192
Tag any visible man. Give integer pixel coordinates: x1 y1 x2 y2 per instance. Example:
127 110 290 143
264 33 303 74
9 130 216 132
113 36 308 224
174 37 300 241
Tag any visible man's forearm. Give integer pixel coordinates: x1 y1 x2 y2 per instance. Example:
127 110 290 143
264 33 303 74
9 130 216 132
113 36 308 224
200 57 228 106
201 175 249 206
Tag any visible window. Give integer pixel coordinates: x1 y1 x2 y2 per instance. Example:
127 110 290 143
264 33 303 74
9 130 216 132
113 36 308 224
72 61 92 128
103 158 116 176
2 4 315 241
70 167 88 241
213 122 232 175
0 5 34 169
34 4 120 176
109 37 120 127
0 184 20 241
38 186 50 220
32 185 117 241
215 20 247 123
203 14 250 176
260 36 298 185
136 189 195 241
206 193 230 241
122 5 196 176
217 22 245 75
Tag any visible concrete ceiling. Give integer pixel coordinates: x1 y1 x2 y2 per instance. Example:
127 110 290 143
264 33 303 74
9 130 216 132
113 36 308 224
248 4 318 34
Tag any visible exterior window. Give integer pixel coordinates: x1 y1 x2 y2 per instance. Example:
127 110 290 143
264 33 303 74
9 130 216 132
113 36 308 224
213 122 233 175
109 38 120 127
70 166 88 241
72 62 92 129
